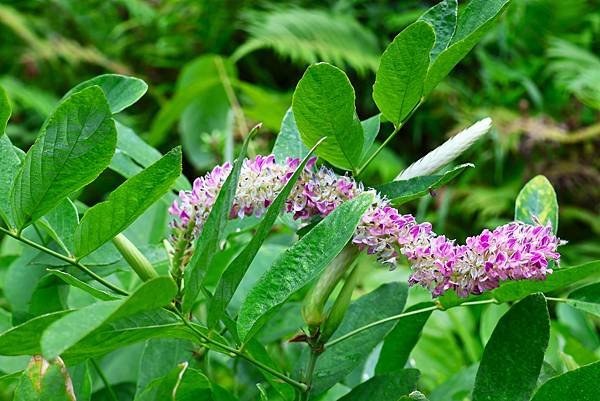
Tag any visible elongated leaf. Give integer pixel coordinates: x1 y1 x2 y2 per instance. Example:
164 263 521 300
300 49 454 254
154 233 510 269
375 302 435 374
246 339 295 401
0 311 70 356
10 86 117 229
41 277 177 359
182 128 256 313
311 282 408 394
373 21 435 126
47 270 119 301
563 283 600 317
38 199 79 255
292 63 364 170
338 370 419 401
515 175 558 233
13 356 76 401
376 164 472 205
360 114 381 161
423 0 511 96
74 147 181 258
419 0 458 60
272 108 308 162
208 143 320 328
237 192 374 342
0 85 9 133
0 133 21 226
472 294 549 401
65 74 148 114
530 360 600 401
493 261 600 302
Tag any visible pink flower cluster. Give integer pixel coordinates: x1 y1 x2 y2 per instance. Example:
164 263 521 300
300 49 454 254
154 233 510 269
169 154 561 297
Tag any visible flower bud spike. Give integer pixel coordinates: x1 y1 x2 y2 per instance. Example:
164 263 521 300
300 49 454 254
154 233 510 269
112 233 159 282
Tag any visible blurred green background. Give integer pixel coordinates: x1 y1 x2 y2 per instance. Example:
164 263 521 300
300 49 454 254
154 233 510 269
0 0 599 397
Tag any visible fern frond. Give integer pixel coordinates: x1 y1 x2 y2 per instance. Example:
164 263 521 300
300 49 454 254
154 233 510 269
232 6 380 74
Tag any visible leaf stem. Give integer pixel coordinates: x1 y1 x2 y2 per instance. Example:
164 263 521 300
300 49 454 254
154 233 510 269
0 226 129 296
301 348 319 401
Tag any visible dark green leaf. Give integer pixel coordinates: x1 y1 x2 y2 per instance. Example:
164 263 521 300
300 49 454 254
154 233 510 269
360 114 381 161
376 164 472 205
419 0 458 60
237 192 374 342
530 360 600 401
245 339 295 401
272 108 309 162
515 175 558 233
10 86 117 229
373 21 435 126
136 339 194 396
375 302 435 374
338 370 419 401
74 147 181 258
564 283 600 317
182 128 256 313
0 311 70 356
311 282 408 394
65 74 148 114
0 133 21 226
13 356 76 401
292 62 363 170
135 362 188 401
174 368 213 401
472 294 549 401
47 269 119 301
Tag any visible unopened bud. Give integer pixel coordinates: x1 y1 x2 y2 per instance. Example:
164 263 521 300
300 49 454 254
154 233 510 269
112 233 158 281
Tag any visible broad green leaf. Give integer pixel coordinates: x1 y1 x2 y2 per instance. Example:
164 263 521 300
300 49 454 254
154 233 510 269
0 311 70 356
246 339 295 401
136 339 194 396
181 129 255 313
292 62 363 170
10 86 117 229
74 147 181 258
530 360 600 401
13 356 76 401
564 283 600 317
65 74 148 114
172 368 213 401
375 302 435 374
208 144 319 328
237 192 374 342
472 294 549 401
38 198 79 254
272 108 309 162
41 277 177 359
419 0 458 60
338 370 419 401
493 261 600 302
135 362 188 401
47 269 119 301
311 282 408 394
0 133 21 226
359 114 381 161
0 84 10 133
423 0 511 96
515 175 558 233
376 164 472 206
373 21 435 126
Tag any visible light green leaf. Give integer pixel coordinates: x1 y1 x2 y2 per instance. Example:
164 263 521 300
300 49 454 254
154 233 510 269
472 294 549 401
0 133 21 226
419 0 458 60
338 370 419 401
38 199 79 255
136 363 212 401
272 108 309 162
423 0 511 96
311 282 408 394
10 86 117 229
208 144 319 328
564 283 600 317
360 114 381 161
530 360 600 401
136 339 194 396
41 277 177 359
515 175 558 233
47 269 119 301
376 164 472 206
373 21 435 126
237 192 374 342
0 311 71 356
65 74 148 114
0 85 10 133
74 147 181 258
13 356 76 401
493 261 600 303
292 62 364 170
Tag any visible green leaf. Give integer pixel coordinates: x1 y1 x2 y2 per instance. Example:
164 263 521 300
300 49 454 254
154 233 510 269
74 147 181 258
245 339 295 401
47 269 119 301
564 283 600 317
272 108 309 162
10 86 117 229
13 356 76 401
515 175 558 233
135 362 188 401
292 62 363 170
136 339 194 396
359 114 381 161
376 164 472 206
0 133 21 226
375 302 435 374
493 261 600 302
65 74 148 114
41 277 177 359
181 127 256 313
38 199 79 254
0 85 10 133
373 21 435 126
0 311 70 356
419 0 458 60
175 368 214 401
208 143 319 328
472 294 549 401
530 360 600 401
311 282 408 394
237 192 374 342
423 0 511 96
338 370 419 401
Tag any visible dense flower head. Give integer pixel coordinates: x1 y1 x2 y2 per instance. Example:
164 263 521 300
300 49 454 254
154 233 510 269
168 154 561 297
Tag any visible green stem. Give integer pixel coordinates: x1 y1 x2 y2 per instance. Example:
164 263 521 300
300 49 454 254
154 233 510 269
0 226 129 296
91 359 119 401
301 349 319 401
